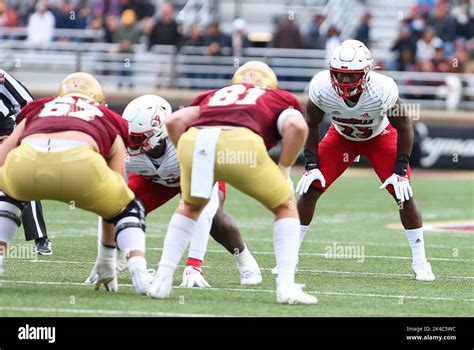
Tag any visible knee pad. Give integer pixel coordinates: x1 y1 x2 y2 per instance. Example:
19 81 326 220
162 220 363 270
105 199 146 237
0 192 26 227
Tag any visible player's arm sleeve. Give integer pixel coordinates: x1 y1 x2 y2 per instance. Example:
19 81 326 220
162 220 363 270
275 92 304 135
1 70 34 116
105 108 131 147
190 91 212 106
381 76 399 112
277 108 304 136
308 72 325 110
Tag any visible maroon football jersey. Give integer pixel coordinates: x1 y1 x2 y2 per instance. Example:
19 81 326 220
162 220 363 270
189 83 303 150
16 96 129 157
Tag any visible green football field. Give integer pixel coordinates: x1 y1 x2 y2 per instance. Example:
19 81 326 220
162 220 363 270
1 170 473 317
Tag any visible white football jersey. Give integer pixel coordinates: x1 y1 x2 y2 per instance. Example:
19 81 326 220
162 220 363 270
309 70 399 141
125 137 180 187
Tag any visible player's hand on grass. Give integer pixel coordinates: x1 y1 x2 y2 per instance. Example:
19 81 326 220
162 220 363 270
380 173 413 203
180 265 211 288
296 169 326 195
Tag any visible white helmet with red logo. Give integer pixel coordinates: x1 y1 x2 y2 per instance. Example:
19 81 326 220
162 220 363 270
329 39 372 98
122 94 172 155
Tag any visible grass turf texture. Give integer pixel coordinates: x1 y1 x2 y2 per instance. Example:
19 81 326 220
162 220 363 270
1 172 473 317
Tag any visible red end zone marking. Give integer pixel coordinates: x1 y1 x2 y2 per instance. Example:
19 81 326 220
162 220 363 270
436 225 474 232
386 221 474 233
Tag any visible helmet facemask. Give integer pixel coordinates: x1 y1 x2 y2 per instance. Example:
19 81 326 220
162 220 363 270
127 117 167 156
329 66 370 98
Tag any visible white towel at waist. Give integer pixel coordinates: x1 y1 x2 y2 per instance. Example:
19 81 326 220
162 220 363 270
22 138 92 152
190 128 221 199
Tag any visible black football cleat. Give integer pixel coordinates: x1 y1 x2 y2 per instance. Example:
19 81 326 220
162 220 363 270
34 238 53 256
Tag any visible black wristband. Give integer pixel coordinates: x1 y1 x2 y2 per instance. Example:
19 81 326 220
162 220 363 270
303 149 319 170
394 154 410 176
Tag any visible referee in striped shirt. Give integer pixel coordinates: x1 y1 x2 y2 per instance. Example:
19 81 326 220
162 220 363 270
0 69 52 255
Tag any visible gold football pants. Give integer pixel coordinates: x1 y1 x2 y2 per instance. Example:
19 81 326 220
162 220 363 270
0 143 134 220
177 127 291 209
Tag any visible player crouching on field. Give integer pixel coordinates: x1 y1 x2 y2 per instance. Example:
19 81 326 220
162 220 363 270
148 61 317 304
289 40 435 281
85 95 262 292
0 72 149 292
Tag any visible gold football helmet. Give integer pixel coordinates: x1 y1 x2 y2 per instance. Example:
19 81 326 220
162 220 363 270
231 61 278 89
58 72 105 105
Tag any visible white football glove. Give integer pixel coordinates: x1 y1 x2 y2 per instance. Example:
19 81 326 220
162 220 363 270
296 169 326 195
84 249 128 285
380 173 413 203
179 265 211 288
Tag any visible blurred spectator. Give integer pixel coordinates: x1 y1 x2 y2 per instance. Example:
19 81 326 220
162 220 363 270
273 17 304 49
27 2 56 48
428 2 456 43
91 0 121 18
148 2 181 49
104 12 119 43
113 9 141 89
391 26 417 71
201 22 232 55
400 49 418 72
431 47 450 72
55 1 76 29
325 25 340 63
452 0 473 39
306 14 325 49
354 11 372 46
183 24 202 46
0 0 18 28
232 18 250 56
451 44 470 73
85 15 104 42
416 28 443 62
415 0 434 13
409 11 428 40
120 0 155 20
74 0 90 30
14 1 36 27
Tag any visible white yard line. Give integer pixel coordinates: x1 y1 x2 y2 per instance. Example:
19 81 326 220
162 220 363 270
0 306 226 317
9 259 474 280
1 279 472 303
146 247 474 262
241 237 474 249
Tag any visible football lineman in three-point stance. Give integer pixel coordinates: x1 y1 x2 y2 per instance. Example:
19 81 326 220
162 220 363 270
0 73 150 293
85 94 262 292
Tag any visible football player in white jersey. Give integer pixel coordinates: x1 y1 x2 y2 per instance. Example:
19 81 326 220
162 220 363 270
291 40 435 281
85 95 262 293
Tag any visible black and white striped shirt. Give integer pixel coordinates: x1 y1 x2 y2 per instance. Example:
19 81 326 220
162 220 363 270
0 69 33 135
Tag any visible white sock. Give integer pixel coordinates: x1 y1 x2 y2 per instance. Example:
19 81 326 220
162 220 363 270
235 245 253 268
406 227 427 264
157 213 196 278
300 225 309 245
0 255 4 275
116 225 145 256
97 217 103 254
273 218 300 286
0 201 21 244
188 209 212 261
127 255 147 273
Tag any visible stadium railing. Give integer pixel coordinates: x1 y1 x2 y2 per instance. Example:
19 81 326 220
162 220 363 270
0 39 472 111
